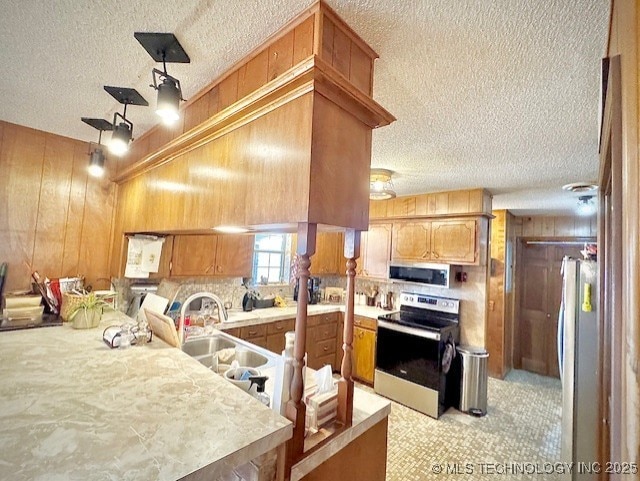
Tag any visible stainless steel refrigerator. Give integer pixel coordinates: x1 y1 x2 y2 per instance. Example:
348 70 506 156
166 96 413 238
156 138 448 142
558 257 598 480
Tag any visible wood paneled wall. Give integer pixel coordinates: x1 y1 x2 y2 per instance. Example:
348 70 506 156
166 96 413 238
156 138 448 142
488 212 595 379
487 210 510 378
0 121 116 292
513 215 597 238
605 0 639 467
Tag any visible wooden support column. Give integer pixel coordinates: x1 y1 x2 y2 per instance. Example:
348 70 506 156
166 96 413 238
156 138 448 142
337 229 360 426
284 222 317 473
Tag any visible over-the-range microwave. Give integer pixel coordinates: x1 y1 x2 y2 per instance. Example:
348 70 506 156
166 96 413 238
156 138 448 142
388 262 452 288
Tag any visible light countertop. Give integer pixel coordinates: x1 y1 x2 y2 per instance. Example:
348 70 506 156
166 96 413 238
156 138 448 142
0 308 391 481
0 311 292 481
219 303 395 329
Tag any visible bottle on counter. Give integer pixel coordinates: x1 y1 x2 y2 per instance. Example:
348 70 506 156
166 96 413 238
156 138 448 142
272 331 295 415
249 375 270 407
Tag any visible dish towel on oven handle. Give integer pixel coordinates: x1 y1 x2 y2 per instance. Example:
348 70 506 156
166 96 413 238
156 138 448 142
441 334 456 374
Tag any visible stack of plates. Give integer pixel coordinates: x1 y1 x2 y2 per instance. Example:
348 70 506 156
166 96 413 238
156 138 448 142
4 295 44 321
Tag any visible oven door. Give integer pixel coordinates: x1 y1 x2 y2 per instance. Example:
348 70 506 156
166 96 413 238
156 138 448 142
376 320 442 390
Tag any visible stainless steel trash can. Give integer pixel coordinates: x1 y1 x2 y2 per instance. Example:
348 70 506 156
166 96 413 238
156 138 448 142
457 345 489 416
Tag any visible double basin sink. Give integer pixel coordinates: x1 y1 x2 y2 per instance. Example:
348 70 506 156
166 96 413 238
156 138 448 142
181 330 275 372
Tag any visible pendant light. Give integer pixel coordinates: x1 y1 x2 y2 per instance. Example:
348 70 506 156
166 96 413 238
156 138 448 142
577 195 597 216
134 33 190 126
81 117 113 177
103 86 148 156
370 168 396 200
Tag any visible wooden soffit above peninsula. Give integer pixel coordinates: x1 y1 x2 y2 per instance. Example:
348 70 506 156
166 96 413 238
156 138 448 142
111 1 394 240
113 1 395 185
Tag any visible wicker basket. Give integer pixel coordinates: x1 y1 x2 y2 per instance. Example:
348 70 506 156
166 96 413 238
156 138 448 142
61 292 86 322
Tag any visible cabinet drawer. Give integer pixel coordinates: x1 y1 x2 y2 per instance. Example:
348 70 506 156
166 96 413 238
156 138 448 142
308 312 339 327
314 322 338 342
314 353 336 370
220 326 240 338
240 324 267 339
354 315 377 331
315 338 336 357
267 319 295 335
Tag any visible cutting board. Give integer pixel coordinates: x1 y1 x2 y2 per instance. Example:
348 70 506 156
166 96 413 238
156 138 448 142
145 308 180 348
138 293 169 322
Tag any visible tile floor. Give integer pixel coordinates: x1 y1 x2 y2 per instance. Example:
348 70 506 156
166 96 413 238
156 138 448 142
375 370 563 481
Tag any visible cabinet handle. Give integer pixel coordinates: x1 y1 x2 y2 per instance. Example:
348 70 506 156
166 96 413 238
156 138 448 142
324 346 329 352
433 252 439 259
249 330 257 336
216 265 222 272
276 325 283 330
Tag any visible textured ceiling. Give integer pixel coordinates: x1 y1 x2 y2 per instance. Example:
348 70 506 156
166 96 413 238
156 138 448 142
0 0 609 215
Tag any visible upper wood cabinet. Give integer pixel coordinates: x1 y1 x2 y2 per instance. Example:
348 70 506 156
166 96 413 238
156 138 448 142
391 218 483 265
359 223 392 278
170 234 253 277
148 236 174 279
292 232 344 276
215 235 254 277
431 220 477 264
171 235 219 276
391 221 431 262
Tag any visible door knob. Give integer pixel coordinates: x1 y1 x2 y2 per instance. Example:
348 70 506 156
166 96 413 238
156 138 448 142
546 313 551 319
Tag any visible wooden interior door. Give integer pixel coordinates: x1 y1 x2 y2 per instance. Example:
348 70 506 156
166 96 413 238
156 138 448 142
516 242 582 378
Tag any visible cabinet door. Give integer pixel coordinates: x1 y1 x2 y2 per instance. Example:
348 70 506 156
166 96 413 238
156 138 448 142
171 235 218 276
215 234 254 277
431 219 477 264
391 222 431 261
353 326 376 384
361 223 392 278
291 232 344 275
149 235 174 279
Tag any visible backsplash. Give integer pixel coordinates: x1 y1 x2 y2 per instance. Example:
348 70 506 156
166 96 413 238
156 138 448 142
112 277 294 314
320 267 488 348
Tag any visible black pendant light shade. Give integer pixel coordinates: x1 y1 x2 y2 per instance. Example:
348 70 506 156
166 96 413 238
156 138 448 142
88 148 106 177
155 72 181 123
110 113 133 156
81 117 113 177
103 86 147 156
135 32 189 125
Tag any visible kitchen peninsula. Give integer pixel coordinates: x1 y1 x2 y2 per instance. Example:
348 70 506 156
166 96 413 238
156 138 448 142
0 311 390 481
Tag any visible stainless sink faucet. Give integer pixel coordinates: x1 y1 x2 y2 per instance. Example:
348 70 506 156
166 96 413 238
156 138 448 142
178 292 229 345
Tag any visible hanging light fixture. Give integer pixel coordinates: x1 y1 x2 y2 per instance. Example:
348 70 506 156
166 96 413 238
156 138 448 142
370 168 396 200
577 195 597 216
103 86 148 156
134 33 190 126
81 117 113 177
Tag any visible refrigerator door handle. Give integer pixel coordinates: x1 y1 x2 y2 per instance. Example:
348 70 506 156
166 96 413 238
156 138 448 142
557 300 564 382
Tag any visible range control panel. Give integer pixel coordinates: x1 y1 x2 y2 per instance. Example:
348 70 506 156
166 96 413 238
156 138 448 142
399 291 460 314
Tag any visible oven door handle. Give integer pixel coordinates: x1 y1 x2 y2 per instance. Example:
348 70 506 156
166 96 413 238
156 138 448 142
377 319 441 341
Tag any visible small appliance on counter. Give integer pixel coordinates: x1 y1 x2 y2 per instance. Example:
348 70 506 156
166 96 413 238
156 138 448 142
126 283 159 318
293 277 322 305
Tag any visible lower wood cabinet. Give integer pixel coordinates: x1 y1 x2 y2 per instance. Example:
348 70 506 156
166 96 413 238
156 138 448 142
231 312 380 379
352 315 377 384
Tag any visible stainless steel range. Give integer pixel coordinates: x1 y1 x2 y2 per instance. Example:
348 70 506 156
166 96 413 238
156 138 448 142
375 291 460 418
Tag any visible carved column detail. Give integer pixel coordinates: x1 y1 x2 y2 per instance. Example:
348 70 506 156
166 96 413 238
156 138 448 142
284 223 316 471
337 229 360 425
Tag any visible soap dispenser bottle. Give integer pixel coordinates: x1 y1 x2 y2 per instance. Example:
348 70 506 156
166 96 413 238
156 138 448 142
249 375 270 407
